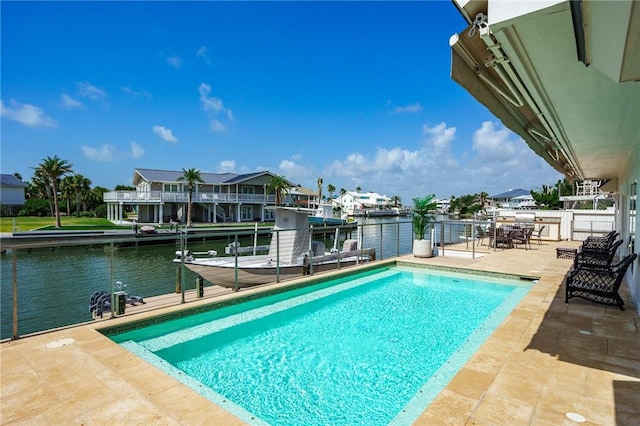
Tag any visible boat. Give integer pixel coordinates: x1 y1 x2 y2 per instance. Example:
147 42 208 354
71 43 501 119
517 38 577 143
174 207 375 289
308 203 354 226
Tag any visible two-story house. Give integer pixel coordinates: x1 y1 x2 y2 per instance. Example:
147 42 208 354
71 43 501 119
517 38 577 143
103 168 313 224
331 191 393 216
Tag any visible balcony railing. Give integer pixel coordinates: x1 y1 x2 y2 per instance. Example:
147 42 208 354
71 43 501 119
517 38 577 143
103 191 285 204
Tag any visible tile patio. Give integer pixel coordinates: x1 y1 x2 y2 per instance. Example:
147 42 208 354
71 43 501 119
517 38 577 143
2 240 639 425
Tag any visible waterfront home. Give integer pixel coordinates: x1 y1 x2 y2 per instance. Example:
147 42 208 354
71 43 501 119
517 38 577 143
449 0 638 311
0 174 27 216
435 198 450 214
489 189 535 210
103 168 316 224
331 190 393 216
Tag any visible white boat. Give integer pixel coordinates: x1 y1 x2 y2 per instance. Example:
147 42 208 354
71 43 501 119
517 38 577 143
308 203 354 226
174 207 375 289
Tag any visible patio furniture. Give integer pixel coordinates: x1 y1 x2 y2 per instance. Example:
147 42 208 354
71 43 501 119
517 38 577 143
493 227 514 249
556 247 578 259
574 239 623 268
512 227 534 250
565 253 637 310
582 231 619 251
475 224 487 246
533 225 546 245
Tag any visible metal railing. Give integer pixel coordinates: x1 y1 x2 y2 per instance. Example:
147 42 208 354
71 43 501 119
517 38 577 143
103 190 286 204
0 216 617 340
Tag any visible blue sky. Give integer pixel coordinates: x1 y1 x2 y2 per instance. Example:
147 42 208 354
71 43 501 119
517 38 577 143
1 1 562 202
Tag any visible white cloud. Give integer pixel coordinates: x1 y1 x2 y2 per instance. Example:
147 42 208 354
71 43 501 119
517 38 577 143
129 141 144 159
422 122 456 148
393 102 422 113
81 144 120 162
163 53 182 68
199 83 234 132
197 45 212 65
0 99 57 127
278 159 314 180
217 160 236 173
77 81 106 99
60 94 82 109
471 121 517 161
152 125 178 144
199 83 224 113
210 119 225 132
81 141 144 162
121 87 151 99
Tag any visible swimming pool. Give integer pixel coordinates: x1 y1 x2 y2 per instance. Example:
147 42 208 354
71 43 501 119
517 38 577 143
109 266 532 425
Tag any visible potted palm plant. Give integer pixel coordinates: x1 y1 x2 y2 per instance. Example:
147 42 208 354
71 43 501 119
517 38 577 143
412 194 437 257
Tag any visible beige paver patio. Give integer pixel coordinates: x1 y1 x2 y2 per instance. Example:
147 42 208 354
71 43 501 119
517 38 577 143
2 240 639 425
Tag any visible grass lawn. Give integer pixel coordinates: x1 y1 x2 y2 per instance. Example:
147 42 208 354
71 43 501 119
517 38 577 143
0 217 269 233
0 217 130 233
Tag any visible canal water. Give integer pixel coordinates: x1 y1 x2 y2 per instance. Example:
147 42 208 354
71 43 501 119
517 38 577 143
1 217 471 340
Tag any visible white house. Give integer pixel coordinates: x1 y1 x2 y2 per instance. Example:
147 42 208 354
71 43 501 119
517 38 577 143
103 168 306 224
331 191 392 216
0 174 27 215
490 189 535 209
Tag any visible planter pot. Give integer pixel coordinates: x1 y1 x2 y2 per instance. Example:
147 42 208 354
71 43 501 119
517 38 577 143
413 238 433 258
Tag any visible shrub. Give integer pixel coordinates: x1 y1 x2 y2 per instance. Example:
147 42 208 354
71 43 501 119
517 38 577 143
94 204 107 218
21 199 50 217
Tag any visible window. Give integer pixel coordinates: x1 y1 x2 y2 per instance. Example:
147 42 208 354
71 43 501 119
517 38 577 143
163 184 179 192
240 205 254 221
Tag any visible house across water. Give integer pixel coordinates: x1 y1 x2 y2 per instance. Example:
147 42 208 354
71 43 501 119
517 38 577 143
103 168 317 224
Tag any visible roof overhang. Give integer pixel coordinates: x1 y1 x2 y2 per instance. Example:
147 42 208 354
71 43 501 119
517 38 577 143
450 0 640 183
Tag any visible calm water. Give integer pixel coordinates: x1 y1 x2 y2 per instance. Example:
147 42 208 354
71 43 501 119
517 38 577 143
1 217 471 340
111 266 531 425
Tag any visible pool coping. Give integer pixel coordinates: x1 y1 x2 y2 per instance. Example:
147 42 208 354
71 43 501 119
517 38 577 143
3 240 639 425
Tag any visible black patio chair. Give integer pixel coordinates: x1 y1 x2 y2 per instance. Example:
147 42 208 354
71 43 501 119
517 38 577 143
582 231 619 251
573 239 623 269
565 253 637 310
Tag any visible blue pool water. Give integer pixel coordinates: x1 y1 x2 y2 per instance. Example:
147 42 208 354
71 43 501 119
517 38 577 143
110 266 532 425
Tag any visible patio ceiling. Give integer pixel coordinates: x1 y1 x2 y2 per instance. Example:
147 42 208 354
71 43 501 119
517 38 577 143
449 0 640 183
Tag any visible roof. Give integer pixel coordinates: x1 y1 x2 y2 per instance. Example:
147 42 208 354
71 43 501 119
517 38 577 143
490 189 530 199
133 168 278 185
0 174 27 187
450 0 640 182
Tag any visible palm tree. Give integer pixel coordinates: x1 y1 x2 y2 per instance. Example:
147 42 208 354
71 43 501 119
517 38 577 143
355 186 361 193
60 175 73 217
327 184 336 201
391 195 402 208
33 155 73 228
266 175 289 206
317 177 323 205
177 168 204 227
474 191 489 215
73 174 92 214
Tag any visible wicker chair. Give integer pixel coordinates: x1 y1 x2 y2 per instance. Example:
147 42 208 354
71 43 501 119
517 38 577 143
565 253 637 310
573 239 623 269
582 231 619 251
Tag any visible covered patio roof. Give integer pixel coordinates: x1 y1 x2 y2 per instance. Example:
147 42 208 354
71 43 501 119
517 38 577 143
449 0 640 183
